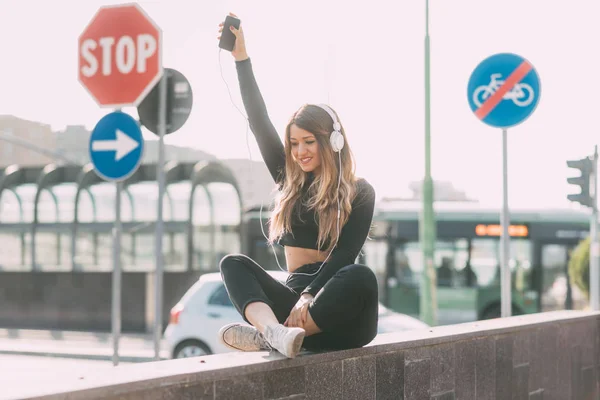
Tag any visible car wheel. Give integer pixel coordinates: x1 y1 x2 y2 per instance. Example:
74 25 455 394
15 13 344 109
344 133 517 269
173 340 212 359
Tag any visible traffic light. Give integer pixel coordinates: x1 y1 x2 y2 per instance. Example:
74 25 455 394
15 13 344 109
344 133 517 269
566 157 594 208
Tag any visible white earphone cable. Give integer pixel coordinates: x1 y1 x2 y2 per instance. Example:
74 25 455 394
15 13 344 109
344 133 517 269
219 49 287 273
289 150 341 277
218 48 341 277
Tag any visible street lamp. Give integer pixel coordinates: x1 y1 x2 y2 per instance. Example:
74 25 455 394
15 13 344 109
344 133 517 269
420 0 437 326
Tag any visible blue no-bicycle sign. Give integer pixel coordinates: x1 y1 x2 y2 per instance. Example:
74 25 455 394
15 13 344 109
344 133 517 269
467 53 541 129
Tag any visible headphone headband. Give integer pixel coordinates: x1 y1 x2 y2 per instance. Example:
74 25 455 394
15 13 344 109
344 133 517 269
315 103 344 152
316 103 342 131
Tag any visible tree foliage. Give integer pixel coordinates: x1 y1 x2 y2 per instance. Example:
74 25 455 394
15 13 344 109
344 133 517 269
568 237 590 299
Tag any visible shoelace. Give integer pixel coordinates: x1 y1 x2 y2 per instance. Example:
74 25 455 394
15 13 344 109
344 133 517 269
255 329 273 350
233 326 272 350
265 325 289 351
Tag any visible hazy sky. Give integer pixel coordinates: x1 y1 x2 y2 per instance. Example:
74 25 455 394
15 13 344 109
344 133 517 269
1 0 598 209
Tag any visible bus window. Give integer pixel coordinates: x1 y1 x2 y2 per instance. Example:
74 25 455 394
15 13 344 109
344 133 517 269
540 244 569 312
511 240 532 292
538 243 588 311
394 242 421 286
435 239 469 287
362 240 387 276
470 239 499 287
393 240 470 287
361 240 388 303
471 238 533 289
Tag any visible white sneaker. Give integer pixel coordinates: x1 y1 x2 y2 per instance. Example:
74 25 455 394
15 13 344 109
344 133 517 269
218 323 271 352
264 324 305 358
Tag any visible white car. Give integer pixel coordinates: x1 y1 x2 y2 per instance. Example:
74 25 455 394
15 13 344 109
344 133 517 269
163 271 429 359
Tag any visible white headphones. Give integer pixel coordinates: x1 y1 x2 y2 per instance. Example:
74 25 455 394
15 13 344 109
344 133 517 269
316 103 345 153
282 103 343 277
265 104 345 277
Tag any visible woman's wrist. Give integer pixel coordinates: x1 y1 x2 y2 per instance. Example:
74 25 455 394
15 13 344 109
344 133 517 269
301 293 314 301
234 52 249 62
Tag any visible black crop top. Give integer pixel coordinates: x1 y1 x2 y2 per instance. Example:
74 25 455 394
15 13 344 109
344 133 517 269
235 57 376 297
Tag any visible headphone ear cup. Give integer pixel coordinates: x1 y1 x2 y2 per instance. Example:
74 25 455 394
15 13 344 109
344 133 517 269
330 130 344 152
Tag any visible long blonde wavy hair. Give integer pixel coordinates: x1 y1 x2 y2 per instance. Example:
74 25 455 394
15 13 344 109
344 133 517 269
268 104 357 254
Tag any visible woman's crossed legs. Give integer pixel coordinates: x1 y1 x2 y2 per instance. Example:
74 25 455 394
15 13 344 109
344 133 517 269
219 254 378 357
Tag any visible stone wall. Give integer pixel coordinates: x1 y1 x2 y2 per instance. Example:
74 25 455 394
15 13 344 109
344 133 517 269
11 310 600 400
0 271 202 332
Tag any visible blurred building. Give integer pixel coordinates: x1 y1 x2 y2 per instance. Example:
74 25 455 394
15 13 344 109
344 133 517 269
0 116 475 209
0 115 57 166
54 124 219 166
0 116 275 209
220 158 276 210
55 124 89 165
54 125 275 209
382 180 478 203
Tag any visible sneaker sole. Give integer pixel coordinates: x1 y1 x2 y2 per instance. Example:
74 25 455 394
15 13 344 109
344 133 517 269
285 329 306 358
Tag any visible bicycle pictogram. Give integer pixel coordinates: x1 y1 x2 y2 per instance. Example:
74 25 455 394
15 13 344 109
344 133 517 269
472 73 535 108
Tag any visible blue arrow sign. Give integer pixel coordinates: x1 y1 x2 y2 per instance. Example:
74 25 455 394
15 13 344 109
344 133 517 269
467 53 541 129
89 111 144 182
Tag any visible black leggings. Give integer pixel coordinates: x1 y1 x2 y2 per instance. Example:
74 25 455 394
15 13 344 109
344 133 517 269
219 254 379 352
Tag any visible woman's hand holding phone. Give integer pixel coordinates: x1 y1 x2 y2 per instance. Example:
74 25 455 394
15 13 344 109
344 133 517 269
217 12 248 62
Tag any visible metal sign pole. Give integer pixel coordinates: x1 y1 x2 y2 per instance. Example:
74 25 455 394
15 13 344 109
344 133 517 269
467 53 539 319
81 3 154 366
112 180 122 366
154 73 167 360
500 128 512 318
90 110 142 366
591 145 599 311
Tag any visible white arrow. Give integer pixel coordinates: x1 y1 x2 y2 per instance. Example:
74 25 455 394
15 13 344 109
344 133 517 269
92 129 139 161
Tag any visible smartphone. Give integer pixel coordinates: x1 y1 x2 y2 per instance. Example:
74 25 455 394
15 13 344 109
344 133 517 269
219 15 241 52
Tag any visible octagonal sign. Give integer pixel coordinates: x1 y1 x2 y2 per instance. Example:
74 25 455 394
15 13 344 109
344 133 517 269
78 3 163 108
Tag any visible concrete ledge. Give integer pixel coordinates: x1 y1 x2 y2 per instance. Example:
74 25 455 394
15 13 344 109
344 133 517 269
8 310 600 400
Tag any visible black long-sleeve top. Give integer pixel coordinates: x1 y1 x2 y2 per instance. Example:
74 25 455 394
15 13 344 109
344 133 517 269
235 57 376 297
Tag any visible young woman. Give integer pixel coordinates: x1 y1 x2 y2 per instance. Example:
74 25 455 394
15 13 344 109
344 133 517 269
216 13 378 358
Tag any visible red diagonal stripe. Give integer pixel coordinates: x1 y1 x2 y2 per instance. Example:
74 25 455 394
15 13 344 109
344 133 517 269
475 61 533 120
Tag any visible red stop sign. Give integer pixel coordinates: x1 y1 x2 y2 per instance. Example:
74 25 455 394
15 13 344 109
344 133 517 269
78 4 162 108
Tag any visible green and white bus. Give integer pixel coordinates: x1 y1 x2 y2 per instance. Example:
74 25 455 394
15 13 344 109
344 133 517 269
244 200 591 326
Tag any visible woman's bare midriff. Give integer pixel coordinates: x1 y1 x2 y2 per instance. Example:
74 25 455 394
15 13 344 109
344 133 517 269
285 246 327 272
